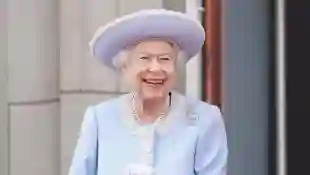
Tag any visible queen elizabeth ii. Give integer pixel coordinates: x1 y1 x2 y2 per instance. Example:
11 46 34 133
68 9 228 175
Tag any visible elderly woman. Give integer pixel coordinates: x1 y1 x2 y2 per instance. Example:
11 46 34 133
69 9 228 175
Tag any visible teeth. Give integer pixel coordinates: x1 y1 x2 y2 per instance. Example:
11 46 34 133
144 79 163 84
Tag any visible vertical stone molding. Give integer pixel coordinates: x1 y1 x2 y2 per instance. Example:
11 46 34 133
10 103 59 175
7 0 60 175
8 0 59 103
0 0 9 174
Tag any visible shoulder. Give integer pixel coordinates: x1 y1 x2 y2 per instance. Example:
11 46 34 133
195 101 223 127
183 97 227 153
85 93 129 119
184 95 225 134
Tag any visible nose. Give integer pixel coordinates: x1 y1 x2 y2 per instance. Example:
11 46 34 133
148 59 162 72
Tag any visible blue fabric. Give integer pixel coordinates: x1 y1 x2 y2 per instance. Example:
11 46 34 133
68 92 228 175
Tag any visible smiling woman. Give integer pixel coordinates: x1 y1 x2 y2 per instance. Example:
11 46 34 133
69 9 228 175
119 40 182 99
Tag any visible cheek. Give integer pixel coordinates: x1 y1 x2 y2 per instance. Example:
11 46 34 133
165 69 177 84
123 68 143 85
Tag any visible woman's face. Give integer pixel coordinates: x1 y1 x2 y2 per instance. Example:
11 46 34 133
122 40 178 99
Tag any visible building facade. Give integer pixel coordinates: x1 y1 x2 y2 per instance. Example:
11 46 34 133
1 0 272 175
0 1 192 175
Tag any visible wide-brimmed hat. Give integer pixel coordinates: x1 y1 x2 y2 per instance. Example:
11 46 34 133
89 9 205 70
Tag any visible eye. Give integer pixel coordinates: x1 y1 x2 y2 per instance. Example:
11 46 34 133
139 56 149 60
159 57 171 61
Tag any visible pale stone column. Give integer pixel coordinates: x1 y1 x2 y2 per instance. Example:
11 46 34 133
164 0 186 12
60 0 118 92
8 0 59 175
0 1 9 175
119 0 163 15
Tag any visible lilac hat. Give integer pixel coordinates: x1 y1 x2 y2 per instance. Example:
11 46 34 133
89 9 205 69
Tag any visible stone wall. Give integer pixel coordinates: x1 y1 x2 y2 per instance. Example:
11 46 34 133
1 0 186 175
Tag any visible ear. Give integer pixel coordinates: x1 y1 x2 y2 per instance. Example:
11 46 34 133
120 63 127 74
120 65 132 88
119 64 131 81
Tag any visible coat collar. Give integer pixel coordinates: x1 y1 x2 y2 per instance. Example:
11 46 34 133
119 91 188 136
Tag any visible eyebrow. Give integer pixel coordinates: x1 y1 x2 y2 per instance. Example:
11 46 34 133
138 52 173 56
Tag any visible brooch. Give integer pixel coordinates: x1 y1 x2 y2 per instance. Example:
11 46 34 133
187 113 199 126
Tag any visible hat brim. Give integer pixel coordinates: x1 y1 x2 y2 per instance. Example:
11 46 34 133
89 10 205 69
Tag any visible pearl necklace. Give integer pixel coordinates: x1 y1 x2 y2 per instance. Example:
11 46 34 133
130 93 171 123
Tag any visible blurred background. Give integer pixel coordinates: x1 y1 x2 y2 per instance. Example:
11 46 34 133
2 0 309 175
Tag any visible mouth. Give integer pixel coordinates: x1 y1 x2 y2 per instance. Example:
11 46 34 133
142 78 166 87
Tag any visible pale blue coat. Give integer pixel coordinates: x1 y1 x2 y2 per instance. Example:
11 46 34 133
68 91 228 175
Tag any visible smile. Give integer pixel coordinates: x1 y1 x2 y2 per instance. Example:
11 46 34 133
142 78 166 86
